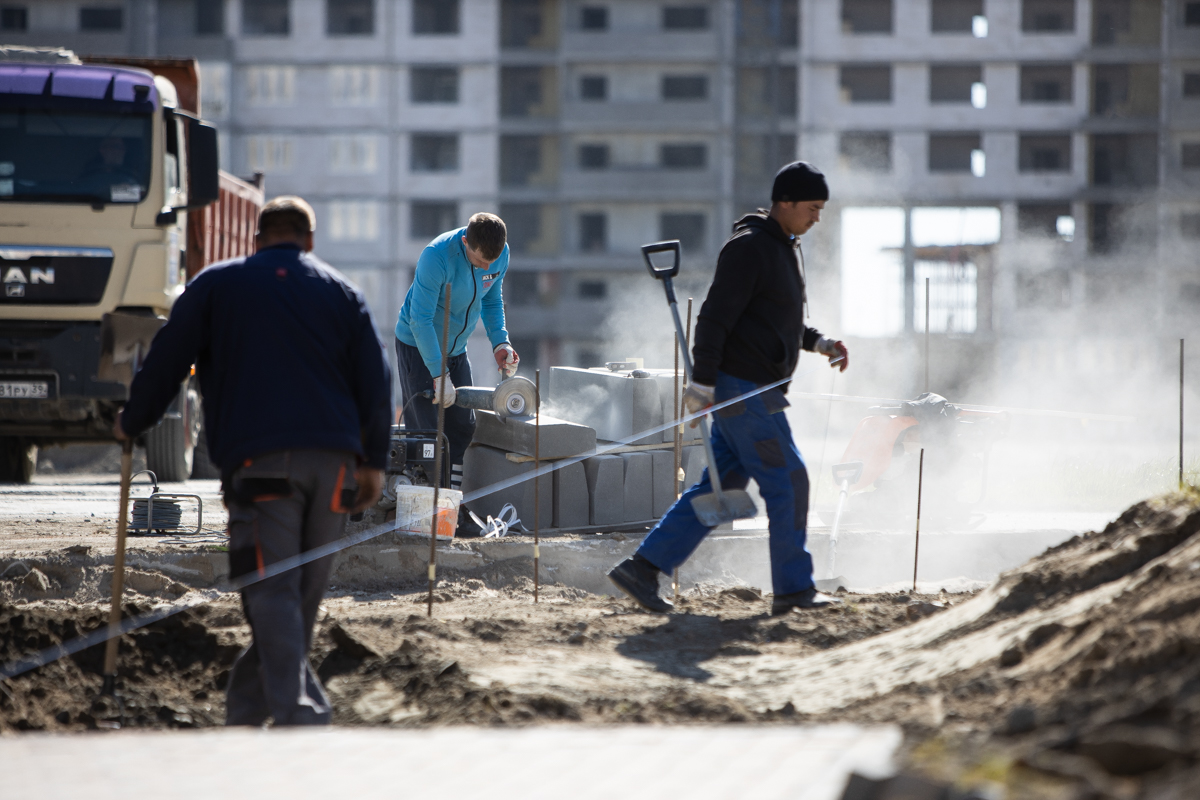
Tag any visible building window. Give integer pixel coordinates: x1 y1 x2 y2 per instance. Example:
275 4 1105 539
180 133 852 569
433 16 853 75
1019 134 1072 172
1020 64 1073 103
662 75 708 101
411 134 459 173
1092 134 1158 186
1184 73 1200 98
1022 0 1074 32
502 0 553 48
329 136 379 174
579 75 607 101
80 6 124 31
840 65 892 103
931 0 981 33
580 5 608 30
1187 2 1200 26
1 6 28 31
660 212 706 252
246 136 295 173
1018 202 1073 239
1181 143 1200 169
411 67 459 103
839 132 892 172
413 0 459 34
501 66 555 118
328 200 380 242
578 143 610 170
663 5 708 30
327 0 373 35
738 0 799 47
329 66 380 106
197 0 224 34
579 214 607 252
245 67 296 106
737 66 798 117
929 133 981 173
579 279 607 299
841 0 892 34
243 0 289 35
930 64 983 104
500 135 551 187
1181 213 1200 241
411 201 458 240
660 143 707 169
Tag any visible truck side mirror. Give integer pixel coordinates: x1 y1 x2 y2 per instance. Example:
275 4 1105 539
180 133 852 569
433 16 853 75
186 118 220 209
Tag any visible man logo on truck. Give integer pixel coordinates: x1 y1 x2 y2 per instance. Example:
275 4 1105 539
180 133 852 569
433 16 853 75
2 267 55 286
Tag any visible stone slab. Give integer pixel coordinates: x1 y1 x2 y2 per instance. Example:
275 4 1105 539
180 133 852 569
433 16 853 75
553 460 589 530
472 409 596 460
547 367 662 445
650 449 677 516
620 452 653 522
583 454 624 526
461 444 551 531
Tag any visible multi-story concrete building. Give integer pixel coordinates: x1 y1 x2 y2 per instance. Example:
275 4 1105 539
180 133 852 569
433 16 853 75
2 0 1196 405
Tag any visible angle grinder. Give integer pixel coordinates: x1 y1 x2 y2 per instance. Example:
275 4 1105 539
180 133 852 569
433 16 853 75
423 375 538 419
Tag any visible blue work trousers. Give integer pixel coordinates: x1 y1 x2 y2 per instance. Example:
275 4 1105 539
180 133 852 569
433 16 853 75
637 372 815 596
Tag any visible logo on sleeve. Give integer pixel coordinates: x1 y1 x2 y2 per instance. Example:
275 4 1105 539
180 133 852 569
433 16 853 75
481 272 500 289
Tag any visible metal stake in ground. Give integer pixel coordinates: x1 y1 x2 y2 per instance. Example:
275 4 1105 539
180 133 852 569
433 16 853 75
534 368 541 603
102 438 134 699
672 296 694 602
924 277 930 393
428 285 452 618
912 448 925 593
1181 339 1185 488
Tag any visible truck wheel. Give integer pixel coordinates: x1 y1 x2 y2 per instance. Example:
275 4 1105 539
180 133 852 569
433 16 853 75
0 438 37 483
145 388 200 482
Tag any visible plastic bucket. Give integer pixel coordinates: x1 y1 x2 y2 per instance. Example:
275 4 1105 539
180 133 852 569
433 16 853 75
394 485 461 538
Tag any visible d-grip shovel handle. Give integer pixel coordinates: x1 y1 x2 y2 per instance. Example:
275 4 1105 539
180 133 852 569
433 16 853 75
642 240 681 305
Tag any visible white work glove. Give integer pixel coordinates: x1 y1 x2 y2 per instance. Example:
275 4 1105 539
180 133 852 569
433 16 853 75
682 382 715 428
431 373 456 408
815 336 849 373
493 343 519 378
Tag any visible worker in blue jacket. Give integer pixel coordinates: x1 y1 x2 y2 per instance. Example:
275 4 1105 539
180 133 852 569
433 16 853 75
117 196 392 725
395 212 519 495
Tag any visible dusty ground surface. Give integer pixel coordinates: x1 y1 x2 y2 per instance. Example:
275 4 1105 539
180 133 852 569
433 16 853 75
5 492 1200 798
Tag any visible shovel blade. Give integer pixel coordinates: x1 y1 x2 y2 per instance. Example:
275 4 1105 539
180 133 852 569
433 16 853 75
691 489 757 527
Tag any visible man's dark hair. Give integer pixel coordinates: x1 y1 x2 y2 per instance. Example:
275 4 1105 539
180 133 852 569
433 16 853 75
464 212 506 260
258 196 316 239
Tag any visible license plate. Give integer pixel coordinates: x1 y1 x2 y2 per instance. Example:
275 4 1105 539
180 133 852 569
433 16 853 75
0 381 48 399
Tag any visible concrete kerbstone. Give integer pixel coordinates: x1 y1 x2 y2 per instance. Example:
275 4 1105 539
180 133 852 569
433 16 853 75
553 460 589 530
650 449 676 516
583 455 624 526
620 452 653 522
461 444 551 531
472 410 596 459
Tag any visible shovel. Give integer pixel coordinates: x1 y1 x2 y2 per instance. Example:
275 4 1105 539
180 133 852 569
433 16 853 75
642 240 757 527
817 460 863 592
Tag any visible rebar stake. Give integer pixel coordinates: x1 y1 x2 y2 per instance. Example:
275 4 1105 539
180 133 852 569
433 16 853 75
428 285 452 618
1181 339 1185 489
102 438 134 701
924 277 930 394
534 368 541 604
913 448 925 593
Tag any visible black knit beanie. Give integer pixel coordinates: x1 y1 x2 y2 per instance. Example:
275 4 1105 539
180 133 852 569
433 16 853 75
771 161 829 203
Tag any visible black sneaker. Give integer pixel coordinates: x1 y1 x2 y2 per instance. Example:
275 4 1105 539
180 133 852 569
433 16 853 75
771 587 842 616
608 555 673 613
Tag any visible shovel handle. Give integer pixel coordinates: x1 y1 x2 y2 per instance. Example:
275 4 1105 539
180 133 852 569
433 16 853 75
641 240 680 279
103 438 134 680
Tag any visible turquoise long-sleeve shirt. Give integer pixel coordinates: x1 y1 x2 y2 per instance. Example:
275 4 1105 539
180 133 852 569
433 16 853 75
395 227 510 376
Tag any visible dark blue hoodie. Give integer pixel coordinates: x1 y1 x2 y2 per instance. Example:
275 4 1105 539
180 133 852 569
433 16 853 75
120 244 392 472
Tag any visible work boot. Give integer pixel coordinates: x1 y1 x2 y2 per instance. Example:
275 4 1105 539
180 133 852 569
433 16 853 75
608 554 673 613
770 587 842 616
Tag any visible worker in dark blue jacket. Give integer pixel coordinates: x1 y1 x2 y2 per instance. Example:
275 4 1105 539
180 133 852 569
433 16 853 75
116 195 392 726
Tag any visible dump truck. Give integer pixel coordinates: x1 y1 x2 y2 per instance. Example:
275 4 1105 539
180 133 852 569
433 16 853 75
0 47 263 482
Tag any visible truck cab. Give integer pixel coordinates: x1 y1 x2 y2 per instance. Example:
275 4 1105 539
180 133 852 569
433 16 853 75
0 48 245 482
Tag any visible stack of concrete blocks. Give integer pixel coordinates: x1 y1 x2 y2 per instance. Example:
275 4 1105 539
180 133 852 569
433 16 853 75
462 410 595 531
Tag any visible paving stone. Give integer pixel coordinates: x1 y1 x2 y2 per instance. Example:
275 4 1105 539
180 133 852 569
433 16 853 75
548 367 663 445
650 449 677 517
553 460 589 530
583 454 624 526
461 444 551 530
621 452 653 522
472 410 596 459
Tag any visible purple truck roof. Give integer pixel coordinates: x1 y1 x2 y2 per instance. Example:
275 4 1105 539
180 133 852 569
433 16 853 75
0 63 158 108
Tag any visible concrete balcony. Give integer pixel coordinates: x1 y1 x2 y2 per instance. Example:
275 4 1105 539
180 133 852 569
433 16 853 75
561 31 721 63
559 168 720 201
561 100 723 131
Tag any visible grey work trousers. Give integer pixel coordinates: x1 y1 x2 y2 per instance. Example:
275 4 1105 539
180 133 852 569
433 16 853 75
223 449 357 726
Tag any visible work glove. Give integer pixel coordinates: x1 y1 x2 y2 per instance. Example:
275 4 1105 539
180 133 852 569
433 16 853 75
682 382 715 428
815 336 849 373
493 343 520 378
432 373 456 408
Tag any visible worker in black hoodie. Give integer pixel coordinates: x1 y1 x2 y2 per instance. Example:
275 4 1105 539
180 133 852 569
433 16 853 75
608 162 849 616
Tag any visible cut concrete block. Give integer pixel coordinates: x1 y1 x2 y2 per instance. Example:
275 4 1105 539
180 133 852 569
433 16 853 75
472 410 596 459
461 444 551 532
682 445 706 490
650 449 677 516
547 367 662 445
553 460 589 530
657 380 701 444
583 455 624 527
621 452 653 522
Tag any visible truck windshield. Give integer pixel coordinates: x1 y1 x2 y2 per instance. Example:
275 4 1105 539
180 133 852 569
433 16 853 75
0 110 152 205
